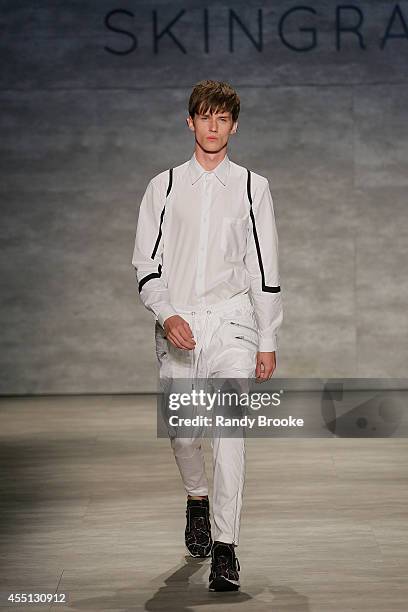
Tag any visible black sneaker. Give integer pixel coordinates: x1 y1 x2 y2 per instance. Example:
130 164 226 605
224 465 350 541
185 497 213 558
209 541 241 591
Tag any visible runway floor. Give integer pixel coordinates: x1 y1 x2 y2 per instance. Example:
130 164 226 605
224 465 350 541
0 394 407 611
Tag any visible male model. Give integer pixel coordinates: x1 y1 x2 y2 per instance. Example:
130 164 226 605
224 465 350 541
132 80 283 591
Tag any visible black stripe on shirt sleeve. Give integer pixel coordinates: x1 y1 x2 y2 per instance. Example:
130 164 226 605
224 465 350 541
138 264 162 293
247 169 281 294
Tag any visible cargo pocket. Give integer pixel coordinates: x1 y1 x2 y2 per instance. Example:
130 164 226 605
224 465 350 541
154 321 169 367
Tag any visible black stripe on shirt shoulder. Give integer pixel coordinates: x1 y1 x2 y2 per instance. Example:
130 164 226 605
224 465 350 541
166 167 173 197
151 168 173 259
246 168 281 294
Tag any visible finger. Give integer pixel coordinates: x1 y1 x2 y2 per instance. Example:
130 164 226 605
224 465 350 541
172 328 195 350
257 362 270 378
168 322 196 349
179 325 196 346
256 370 268 381
183 322 194 339
257 376 267 383
167 330 191 350
168 333 187 350
255 360 264 379
167 333 184 350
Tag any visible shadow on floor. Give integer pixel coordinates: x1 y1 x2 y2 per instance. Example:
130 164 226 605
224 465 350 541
144 555 310 611
55 556 310 611
144 555 251 611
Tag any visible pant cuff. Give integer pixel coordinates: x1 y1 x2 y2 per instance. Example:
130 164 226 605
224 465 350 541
214 533 238 546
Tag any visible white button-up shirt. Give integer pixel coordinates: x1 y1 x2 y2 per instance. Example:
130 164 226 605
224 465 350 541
131 152 283 351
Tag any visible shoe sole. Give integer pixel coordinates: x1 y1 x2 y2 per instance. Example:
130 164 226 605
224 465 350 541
209 577 240 592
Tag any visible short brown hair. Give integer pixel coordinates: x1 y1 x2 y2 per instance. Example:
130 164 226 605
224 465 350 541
188 80 240 123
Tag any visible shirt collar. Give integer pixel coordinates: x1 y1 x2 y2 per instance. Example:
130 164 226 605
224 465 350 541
188 152 230 186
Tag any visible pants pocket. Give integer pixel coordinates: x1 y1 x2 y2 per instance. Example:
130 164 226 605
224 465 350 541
220 310 259 350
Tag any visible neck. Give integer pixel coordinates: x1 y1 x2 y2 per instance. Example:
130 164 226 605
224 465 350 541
194 144 227 171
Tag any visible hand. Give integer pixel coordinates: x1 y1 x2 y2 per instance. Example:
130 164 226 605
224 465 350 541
163 315 196 350
255 351 276 382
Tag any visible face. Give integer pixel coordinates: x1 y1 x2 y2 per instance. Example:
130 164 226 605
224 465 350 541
186 107 238 153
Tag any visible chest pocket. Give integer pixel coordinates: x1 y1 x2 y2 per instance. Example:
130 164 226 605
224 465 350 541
220 217 248 262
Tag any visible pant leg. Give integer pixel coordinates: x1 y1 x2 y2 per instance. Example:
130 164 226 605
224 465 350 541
170 435 208 496
154 320 209 497
211 433 246 545
206 307 258 546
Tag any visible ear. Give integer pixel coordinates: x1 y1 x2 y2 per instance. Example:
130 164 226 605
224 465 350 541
230 120 238 134
186 115 195 132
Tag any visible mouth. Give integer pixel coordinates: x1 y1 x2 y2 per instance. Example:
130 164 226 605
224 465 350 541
207 136 217 140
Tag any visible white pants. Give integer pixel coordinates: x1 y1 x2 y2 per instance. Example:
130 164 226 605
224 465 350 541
155 292 258 546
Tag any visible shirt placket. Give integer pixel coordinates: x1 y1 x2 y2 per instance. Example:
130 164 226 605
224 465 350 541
195 171 213 306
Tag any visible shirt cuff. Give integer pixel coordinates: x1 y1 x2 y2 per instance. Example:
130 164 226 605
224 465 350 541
156 305 178 328
258 335 278 352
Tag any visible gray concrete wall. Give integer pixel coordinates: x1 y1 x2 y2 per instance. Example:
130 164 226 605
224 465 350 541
1 1 407 393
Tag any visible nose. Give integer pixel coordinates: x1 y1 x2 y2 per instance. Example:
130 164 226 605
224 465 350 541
209 118 217 132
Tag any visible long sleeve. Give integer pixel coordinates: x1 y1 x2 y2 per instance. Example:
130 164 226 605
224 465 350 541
131 178 177 327
244 178 283 352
